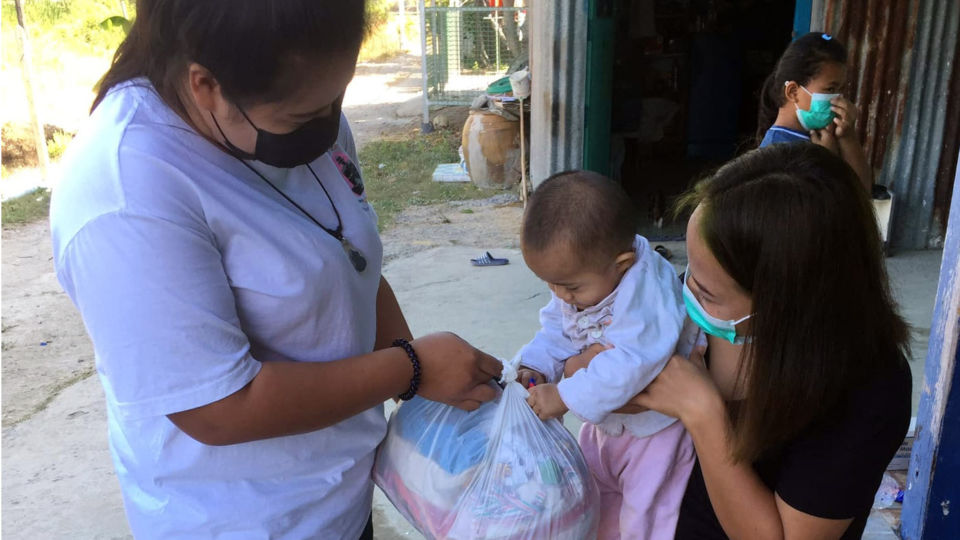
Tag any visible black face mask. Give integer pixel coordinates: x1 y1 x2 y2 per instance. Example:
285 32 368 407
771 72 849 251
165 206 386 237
212 96 343 168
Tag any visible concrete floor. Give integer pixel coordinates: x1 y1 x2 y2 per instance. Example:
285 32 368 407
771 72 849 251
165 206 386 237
886 249 943 410
375 244 943 539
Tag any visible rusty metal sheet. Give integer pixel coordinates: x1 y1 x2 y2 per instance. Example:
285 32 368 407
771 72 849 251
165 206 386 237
933 31 960 236
819 0 958 248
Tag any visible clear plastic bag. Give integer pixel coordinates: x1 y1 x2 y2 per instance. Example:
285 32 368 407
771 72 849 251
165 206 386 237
374 361 599 539
873 472 904 509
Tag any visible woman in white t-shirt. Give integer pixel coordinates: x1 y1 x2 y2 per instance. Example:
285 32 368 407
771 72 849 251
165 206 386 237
50 3 501 538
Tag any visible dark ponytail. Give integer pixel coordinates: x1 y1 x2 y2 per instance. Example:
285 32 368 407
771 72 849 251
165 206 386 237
755 32 848 145
756 72 781 144
92 0 366 114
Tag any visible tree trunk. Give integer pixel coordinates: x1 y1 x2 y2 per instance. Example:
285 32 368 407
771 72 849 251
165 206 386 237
500 0 522 57
14 0 50 180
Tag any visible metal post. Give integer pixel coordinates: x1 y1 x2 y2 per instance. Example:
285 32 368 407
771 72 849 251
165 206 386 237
901 148 960 538
397 0 405 52
529 0 588 185
495 9 502 72
519 97 527 206
810 0 826 32
418 0 433 133
14 0 49 181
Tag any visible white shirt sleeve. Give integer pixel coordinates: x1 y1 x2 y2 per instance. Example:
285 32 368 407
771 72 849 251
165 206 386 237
514 294 580 382
56 208 262 421
557 252 686 424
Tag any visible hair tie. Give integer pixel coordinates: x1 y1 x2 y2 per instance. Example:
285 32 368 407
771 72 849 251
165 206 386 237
821 33 833 40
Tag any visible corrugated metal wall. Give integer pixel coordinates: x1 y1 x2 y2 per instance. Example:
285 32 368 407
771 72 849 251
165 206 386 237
934 31 960 238
820 0 959 249
529 0 588 186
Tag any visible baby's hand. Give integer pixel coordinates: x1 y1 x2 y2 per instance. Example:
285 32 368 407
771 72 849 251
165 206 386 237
517 367 547 388
526 383 568 420
564 343 614 378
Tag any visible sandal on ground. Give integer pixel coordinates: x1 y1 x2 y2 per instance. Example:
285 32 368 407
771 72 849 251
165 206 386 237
471 251 510 266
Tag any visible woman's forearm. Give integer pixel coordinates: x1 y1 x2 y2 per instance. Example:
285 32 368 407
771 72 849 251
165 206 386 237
168 346 413 445
170 276 416 446
375 276 413 350
168 328 503 446
686 404 785 540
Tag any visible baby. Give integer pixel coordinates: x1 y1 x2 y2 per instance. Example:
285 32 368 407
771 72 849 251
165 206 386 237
515 170 702 540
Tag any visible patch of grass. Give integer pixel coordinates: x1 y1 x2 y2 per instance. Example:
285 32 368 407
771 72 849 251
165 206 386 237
2 187 51 226
47 130 73 160
359 29 403 63
359 130 491 231
2 122 75 168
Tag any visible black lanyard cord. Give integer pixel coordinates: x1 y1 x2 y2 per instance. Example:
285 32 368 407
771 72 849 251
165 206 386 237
234 159 345 242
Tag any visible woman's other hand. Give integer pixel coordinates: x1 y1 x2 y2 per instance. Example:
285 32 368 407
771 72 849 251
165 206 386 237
626 347 722 427
410 332 502 411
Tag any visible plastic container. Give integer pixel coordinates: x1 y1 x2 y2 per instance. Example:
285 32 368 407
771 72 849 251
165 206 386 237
508 69 531 99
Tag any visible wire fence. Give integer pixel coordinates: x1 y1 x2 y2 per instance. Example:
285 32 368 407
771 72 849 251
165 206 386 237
421 2 527 106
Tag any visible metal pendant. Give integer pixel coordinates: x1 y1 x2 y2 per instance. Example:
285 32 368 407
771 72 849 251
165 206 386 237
341 238 367 273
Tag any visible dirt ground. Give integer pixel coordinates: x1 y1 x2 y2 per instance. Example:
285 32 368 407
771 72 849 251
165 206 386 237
1 220 94 427
381 194 523 263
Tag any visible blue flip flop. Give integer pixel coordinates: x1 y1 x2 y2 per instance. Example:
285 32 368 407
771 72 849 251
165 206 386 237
471 251 509 266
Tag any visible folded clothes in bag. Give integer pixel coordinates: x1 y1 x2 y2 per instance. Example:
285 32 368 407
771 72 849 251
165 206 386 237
374 360 599 539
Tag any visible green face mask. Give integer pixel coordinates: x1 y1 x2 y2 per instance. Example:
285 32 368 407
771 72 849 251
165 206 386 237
682 269 753 345
795 86 840 131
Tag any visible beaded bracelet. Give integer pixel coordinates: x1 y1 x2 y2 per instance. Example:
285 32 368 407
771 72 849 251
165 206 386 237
394 338 421 401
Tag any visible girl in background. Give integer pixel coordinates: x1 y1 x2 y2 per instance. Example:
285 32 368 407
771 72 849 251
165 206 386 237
756 32 873 192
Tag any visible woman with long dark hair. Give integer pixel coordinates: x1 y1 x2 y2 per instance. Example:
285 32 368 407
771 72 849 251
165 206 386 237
624 143 911 538
50 2 501 538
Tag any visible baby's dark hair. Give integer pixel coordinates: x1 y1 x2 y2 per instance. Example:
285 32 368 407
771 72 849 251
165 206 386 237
756 32 848 144
522 170 637 265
